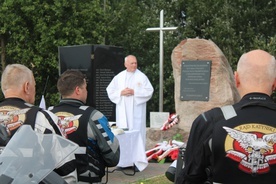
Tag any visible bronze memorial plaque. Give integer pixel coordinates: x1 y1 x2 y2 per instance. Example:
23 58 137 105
180 60 211 101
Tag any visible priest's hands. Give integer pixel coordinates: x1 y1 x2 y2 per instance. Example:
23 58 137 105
121 87 134 96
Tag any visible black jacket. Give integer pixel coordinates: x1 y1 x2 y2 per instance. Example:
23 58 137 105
176 93 276 184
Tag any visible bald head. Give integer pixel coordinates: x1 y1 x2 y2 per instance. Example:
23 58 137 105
235 49 276 97
124 55 138 72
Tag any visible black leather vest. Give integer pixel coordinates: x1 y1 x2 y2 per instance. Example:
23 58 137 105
212 101 276 184
0 98 39 138
50 102 105 179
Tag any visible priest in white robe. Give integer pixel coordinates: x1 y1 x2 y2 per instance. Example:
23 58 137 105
106 55 154 148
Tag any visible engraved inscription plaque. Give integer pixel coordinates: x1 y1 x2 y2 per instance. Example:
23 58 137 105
180 60 212 101
92 45 125 121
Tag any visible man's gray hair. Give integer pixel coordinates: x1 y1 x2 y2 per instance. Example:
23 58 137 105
1 64 33 94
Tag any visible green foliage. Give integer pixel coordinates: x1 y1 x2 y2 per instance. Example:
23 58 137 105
0 0 275 113
181 0 275 67
173 133 183 142
0 0 107 105
106 0 183 114
158 158 166 164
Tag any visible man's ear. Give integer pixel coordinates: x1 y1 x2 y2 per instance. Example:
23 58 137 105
234 71 240 88
272 78 276 91
24 82 30 94
75 86 81 95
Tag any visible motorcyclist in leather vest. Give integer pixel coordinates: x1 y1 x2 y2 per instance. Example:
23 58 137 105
49 70 120 184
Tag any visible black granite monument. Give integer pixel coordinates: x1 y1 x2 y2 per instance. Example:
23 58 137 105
180 60 211 101
58 44 125 121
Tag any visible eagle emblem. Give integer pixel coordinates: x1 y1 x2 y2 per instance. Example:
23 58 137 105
0 108 30 134
223 126 276 174
55 112 82 137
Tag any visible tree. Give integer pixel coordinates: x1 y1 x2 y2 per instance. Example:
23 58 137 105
181 0 275 67
0 0 108 105
0 0 275 125
105 0 184 117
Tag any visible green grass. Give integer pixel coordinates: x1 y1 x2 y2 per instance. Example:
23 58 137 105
132 175 173 184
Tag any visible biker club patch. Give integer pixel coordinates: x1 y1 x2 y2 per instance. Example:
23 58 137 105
224 123 276 175
55 112 82 138
0 106 30 134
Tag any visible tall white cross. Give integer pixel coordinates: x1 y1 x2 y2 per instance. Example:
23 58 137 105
146 10 177 112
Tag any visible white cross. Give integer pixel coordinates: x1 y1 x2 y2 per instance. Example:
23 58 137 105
146 10 177 112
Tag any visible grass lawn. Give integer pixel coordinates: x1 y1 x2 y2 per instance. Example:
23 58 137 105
132 174 173 184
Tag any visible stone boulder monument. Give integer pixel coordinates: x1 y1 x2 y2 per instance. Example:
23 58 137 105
146 38 240 150
171 38 240 131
